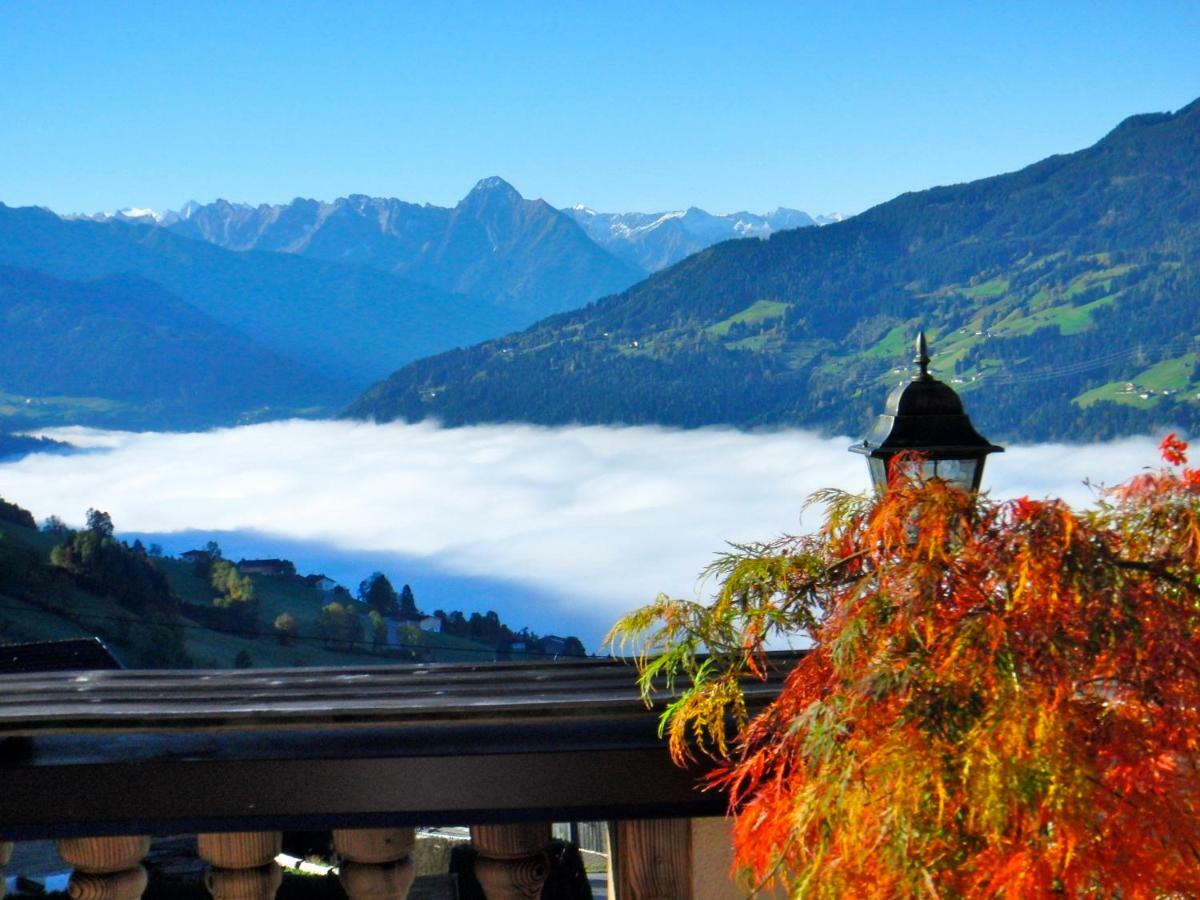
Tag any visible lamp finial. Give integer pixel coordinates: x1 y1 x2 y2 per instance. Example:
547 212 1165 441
914 331 931 380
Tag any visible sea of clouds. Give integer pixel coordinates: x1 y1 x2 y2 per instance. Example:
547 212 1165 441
0 420 1163 647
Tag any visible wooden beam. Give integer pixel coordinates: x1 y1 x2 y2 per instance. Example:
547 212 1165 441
0 657 800 738
0 736 721 840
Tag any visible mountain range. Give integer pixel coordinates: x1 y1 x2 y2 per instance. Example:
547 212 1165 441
565 205 840 272
0 179 827 429
158 177 644 317
86 186 838 280
346 97 1200 443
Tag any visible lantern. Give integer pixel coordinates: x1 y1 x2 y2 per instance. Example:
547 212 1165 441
850 332 1003 492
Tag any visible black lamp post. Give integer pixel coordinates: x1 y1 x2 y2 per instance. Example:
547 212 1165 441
850 332 1003 492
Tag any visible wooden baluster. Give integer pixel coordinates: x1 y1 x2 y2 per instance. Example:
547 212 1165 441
197 832 282 900
57 835 151 900
1 840 12 900
333 828 416 900
616 819 691 899
470 823 551 900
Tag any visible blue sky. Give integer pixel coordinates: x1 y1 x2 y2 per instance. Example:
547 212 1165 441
1 1 1197 216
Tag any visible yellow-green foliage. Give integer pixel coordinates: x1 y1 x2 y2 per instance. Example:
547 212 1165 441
210 559 254 608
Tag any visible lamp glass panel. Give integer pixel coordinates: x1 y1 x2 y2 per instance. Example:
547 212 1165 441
934 457 979 490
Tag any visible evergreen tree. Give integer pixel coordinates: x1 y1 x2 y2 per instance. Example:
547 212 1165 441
86 508 114 538
360 572 400 617
398 583 418 618
41 515 68 536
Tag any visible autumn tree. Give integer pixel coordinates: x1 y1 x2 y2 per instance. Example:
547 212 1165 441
317 601 363 651
611 439 1200 897
211 559 254 608
274 612 297 645
368 609 387 648
211 559 257 632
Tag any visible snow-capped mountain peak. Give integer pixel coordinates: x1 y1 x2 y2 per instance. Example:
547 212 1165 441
120 207 166 222
67 206 180 226
561 203 845 273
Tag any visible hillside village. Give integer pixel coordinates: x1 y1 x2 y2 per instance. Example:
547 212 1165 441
0 498 587 670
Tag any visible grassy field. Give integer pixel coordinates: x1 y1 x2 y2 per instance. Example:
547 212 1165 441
706 299 788 337
1135 354 1196 390
0 389 131 429
1074 354 1198 409
846 255 1149 395
862 324 913 360
0 590 118 646
990 293 1117 338
1063 263 1133 298
962 277 1010 300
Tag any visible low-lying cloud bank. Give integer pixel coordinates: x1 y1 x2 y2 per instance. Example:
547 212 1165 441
0 420 1163 641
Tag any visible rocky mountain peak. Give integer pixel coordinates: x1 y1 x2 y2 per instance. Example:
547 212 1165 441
465 176 523 203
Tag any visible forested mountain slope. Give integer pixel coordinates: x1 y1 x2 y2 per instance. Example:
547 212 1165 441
347 98 1200 442
0 267 347 429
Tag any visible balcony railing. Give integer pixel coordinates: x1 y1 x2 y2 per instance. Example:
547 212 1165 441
0 655 799 899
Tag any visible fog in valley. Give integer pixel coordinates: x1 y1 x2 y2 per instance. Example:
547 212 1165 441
0 420 1163 648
